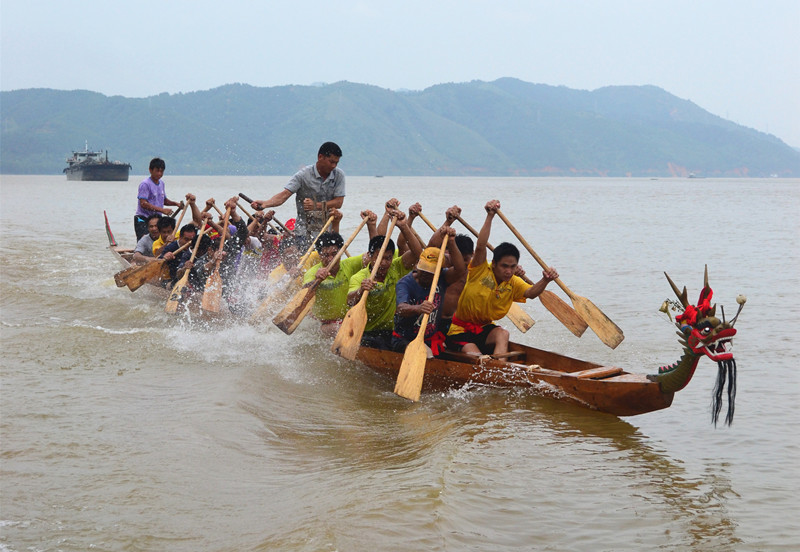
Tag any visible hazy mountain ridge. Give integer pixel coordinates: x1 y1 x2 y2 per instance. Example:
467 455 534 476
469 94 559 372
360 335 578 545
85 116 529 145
2 78 798 176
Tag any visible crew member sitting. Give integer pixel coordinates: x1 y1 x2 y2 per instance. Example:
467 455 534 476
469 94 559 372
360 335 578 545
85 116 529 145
392 225 465 356
445 200 558 356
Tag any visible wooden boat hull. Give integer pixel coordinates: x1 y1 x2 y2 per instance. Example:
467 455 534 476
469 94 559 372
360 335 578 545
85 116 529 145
356 343 674 417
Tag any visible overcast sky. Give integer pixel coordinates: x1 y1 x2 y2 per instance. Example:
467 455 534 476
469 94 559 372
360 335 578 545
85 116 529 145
2 0 798 147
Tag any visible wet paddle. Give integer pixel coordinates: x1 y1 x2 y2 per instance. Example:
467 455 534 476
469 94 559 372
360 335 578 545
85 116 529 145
495 209 623 349
331 216 397 360
394 234 449 401
165 224 212 313
123 240 192 291
454 214 587 337
273 218 368 334
200 206 231 313
248 215 336 324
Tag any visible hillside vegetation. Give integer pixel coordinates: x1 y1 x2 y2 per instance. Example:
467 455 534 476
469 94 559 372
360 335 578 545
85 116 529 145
2 78 798 177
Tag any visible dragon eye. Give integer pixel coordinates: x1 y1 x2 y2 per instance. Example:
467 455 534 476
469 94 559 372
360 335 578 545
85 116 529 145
697 321 714 336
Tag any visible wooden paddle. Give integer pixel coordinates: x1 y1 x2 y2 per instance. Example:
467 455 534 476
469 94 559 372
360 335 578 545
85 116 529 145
267 215 334 283
428 212 535 333
114 205 187 286
165 224 211 313
393 234 449 401
272 217 368 334
172 203 187 237
123 240 193 291
200 206 231 313
248 215 336 323
455 214 587 337
495 209 623 349
331 216 397 360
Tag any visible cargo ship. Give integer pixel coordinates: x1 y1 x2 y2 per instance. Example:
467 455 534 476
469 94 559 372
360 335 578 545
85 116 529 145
64 144 131 181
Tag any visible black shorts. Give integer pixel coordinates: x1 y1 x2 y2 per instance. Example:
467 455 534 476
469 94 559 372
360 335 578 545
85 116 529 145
444 323 498 354
134 215 148 241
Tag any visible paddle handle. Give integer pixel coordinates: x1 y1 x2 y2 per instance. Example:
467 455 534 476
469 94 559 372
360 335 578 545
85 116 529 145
173 204 188 237
417 212 438 233
494 209 572 299
408 234 449 344
326 217 368 272
186 222 212 264
297 215 335 269
368 217 396 280
354 217 397 308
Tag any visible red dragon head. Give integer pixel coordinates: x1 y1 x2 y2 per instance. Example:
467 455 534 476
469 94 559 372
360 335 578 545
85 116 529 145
654 266 745 426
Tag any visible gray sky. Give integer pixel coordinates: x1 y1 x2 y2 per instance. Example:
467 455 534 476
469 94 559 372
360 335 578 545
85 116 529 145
2 0 798 147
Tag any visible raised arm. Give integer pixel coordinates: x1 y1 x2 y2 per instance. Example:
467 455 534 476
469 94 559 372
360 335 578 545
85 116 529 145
361 210 378 239
472 199 499 267
442 226 465 285
395 211 423 270
376 198 400 237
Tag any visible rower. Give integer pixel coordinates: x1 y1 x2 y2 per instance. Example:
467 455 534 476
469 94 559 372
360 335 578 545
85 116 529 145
445 199 559 357
347 210 422 350
392 224 465 357
131 214 162 264
301 213 374 337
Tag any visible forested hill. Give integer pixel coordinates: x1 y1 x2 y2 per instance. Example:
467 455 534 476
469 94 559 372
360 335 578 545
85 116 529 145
2 78 798 177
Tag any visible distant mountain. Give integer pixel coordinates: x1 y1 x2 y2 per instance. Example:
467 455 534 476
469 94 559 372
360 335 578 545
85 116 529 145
2 78 798 177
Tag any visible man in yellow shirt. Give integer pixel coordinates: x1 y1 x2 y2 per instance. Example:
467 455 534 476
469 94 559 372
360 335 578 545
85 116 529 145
446 199 558 356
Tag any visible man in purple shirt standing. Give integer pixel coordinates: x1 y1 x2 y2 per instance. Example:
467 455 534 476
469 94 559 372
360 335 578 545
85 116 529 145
134 158 183 240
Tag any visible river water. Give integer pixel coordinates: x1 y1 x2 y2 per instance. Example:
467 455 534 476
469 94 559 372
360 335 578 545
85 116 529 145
1 175 798 551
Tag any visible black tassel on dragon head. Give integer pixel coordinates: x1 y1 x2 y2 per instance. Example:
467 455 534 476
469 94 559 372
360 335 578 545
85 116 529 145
648 266 745 426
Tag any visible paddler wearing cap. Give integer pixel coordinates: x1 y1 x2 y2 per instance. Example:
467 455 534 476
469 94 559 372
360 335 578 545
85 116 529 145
250 142 345 244
392 224 466 357
445 199 559 357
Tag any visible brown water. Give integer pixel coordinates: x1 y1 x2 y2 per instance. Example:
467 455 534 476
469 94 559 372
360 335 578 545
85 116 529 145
1 175 798 551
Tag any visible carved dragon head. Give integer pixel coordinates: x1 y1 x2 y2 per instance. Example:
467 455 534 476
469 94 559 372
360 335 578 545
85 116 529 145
651 266 745 426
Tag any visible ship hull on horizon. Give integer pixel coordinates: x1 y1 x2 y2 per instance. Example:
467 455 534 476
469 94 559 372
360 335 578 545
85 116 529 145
64 163 131 181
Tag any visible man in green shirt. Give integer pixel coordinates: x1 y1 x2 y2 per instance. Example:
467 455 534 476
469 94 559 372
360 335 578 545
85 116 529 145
347 211 423 349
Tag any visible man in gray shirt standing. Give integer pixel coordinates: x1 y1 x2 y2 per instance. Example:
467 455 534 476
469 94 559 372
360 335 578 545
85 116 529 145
251 142 345 243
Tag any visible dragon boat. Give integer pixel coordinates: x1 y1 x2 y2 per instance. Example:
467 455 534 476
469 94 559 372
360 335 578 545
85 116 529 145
356 266 744 423
104 213 743 423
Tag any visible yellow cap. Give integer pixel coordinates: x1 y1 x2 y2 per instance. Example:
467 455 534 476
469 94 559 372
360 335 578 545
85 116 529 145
417 247 441 273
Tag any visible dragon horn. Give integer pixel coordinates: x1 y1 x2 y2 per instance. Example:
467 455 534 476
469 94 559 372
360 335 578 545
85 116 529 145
664 272 689 308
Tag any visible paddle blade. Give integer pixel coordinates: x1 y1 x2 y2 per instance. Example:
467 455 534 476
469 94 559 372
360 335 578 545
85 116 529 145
505 303 535 333
331 303 368 360
268 263 287 284
165 273 190 314
539 290 588 337
248 282 292 324
201 271 223 313
124 260 165 291
114 265 137 287
272 286 316 334
571 295 624 349
394 336 428 401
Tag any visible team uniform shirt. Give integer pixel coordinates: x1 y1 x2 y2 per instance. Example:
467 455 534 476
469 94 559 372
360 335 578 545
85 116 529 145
393 271 449 342
302 254 364 321
348 256 413 332
135 177 167 218
134 234 156 257
285 164 346 239
151 236 172 256
447 261 530 336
